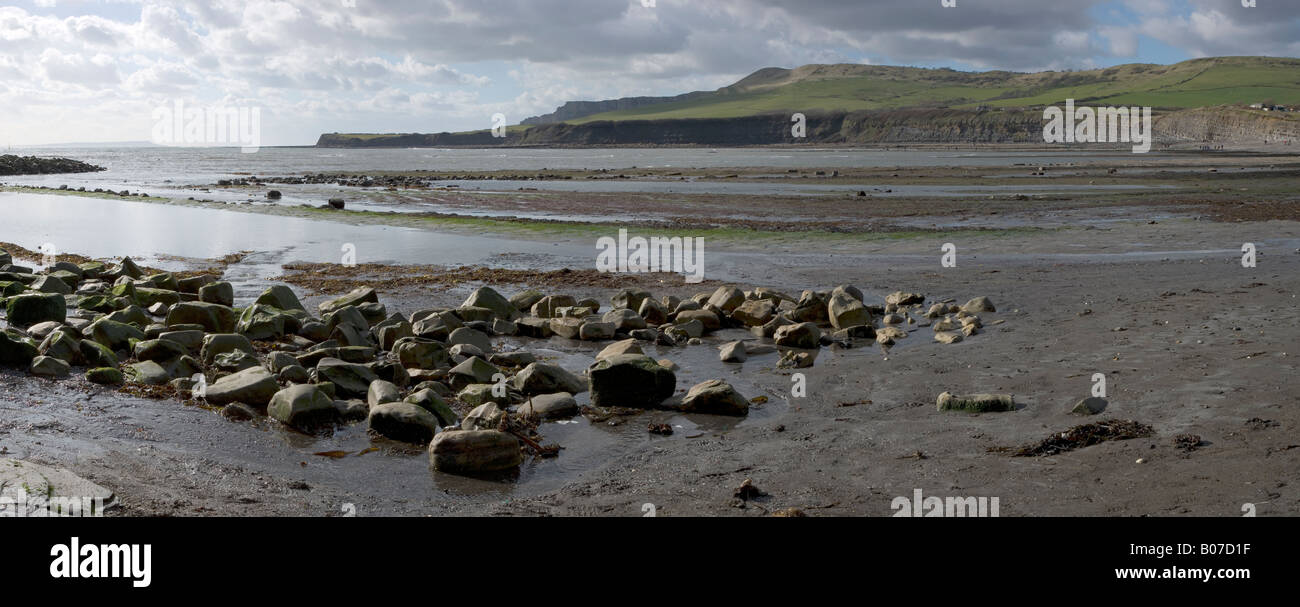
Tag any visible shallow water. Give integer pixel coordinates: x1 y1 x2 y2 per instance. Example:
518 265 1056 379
4 145 1163 197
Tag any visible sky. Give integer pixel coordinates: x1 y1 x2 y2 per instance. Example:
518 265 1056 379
0 0 1297 146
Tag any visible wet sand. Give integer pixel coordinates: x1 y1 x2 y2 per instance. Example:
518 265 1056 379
1 153 1297 517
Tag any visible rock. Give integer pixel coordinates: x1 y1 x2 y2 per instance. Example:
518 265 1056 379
828 290 872 330
934 331 964 344
509 289 544 312
961 296 996 314
513 362 585 395
85 367 124 385
455 306 495 323
885 291 925 306
31 275 72 295
367 379 401 407
166 302 237 333
588 354 675 408
637 298 668 324
731 299 775 326
220 403 258 421
133 338 187 363
461 402 506 431
719 341 747 363
200 334 255 366
125 361 171 385
602 308 647 332
268 384 337 430
596 338 643 361
773 322 821 349
490 318 517 336
530 295 576 318
447 357 500 391
547 317 582 340
777 350 815 369
254 285 305 311
707 286 746 313
237 304 297 340
447 327 492 352
29 355 70 378
198 281 234 306
514 317 554 338
368 402 440 444
78 339 117 368
278 364 310 383
5 293 65 328
37 331 82 365
458 383 511 408
392 337 449 370
85 318 146 351
681 379 749 416
488 351 535 367
404 388 459 427
316 358 379 398
1071 396 1108 415
0 457 116 515
936 392 1014 413
318 286 377 315
206 367 279 406
429 430 522 475
790 290 829 324
461 286 515 320
518 392 578 420
578 321 616 340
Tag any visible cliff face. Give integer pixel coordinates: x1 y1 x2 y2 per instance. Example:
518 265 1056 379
319 109 1047 147
1153 107 1300 143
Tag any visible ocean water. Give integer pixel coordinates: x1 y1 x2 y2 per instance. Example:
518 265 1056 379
3 145 1150 194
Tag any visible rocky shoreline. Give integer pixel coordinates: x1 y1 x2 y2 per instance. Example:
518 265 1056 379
0 155 105 176
0 245 1006 477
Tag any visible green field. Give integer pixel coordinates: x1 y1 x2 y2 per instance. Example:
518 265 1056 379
568 56 1300 123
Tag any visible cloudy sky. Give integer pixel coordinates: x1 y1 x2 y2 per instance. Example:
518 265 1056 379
1 0 1297 146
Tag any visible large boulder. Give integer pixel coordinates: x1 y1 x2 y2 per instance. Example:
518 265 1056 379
368 402 440 444
255 285 305 311
447 357 500 391
366 379 401 408
404 388 459 427
461 287 515 320
237 304 297 341
85 319 146 351
828 290 872 330
29 355 70 378
392 337 449 370
773 322 822 349
513 362 585 395
198 281 234 307
429 430 522 475
268 384 337 430
447 327 492 352
37 331 82 365
681 379 749 416
316 358 379 399
706 286 746 313
5 293 65 328
731 299 775 326
200 334 255 366
205 367 279 406
166 302 237 333
588 354 675 408
518 392 578 420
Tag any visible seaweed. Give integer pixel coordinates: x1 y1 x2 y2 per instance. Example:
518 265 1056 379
1003 419 1155 457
